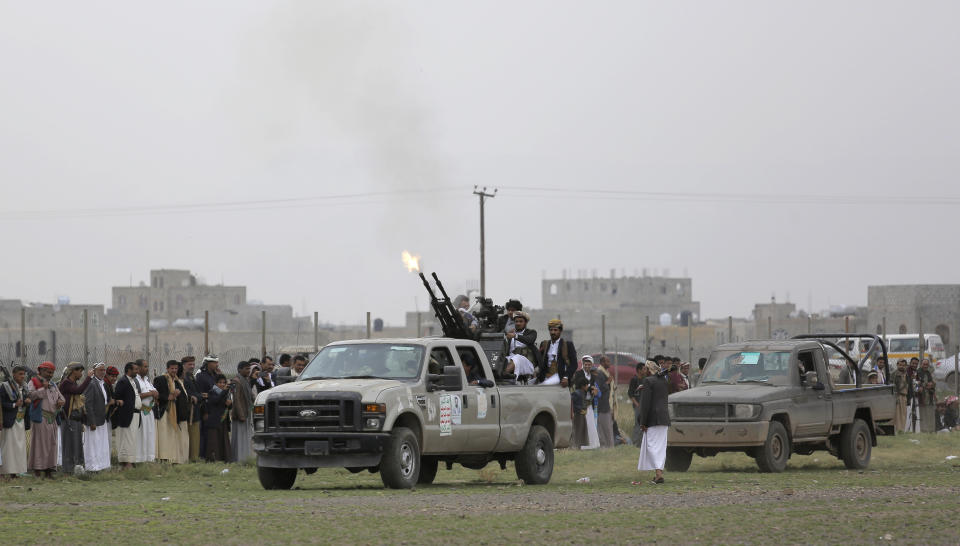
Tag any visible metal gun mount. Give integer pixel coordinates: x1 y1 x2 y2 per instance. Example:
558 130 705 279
419 272 469 339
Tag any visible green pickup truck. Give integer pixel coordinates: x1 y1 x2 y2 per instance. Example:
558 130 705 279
667 334 896 473
252 337 572 489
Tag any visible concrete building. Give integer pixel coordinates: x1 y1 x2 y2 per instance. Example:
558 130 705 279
107 269 309 334
868 285 960 348
0 299 107 368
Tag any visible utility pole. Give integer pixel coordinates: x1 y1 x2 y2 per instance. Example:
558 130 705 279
473 186 497 297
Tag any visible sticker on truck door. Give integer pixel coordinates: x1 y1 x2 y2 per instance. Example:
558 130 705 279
476 391 488 419
439 394 453 436
451 395 462 425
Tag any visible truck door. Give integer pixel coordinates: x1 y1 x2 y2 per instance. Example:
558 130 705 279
422 346 467 454
793 349 834 438
456 345 501 452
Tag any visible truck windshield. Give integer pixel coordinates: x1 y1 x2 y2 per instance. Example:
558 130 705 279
300 344 425 381
888 338 920 352
700 350 794 386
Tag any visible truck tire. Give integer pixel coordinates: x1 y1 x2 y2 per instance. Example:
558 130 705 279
418 456 439 485
258 466 297 490
664 447 693 472
755 421 790 473
515 425 554 485
840 418 872 470
380 426 420 489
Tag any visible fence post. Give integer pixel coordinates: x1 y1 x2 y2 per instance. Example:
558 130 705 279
261 310 267 361
314 311 319 353
20 307 26 368
917 318 923 364
204 310 209 356
601 314 606 355
807 315 812 334
728 315 733 343
767 316 772 338
83 309 89 367
145 309 150 366
366 312 371 339
687 317 693 364
644 315 650 358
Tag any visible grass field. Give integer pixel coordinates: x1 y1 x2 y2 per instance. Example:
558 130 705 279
2 431 959 544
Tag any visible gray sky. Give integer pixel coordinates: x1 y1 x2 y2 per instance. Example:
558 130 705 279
2 2 958 325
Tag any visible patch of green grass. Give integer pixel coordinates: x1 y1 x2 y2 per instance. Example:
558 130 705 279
2 433 959 544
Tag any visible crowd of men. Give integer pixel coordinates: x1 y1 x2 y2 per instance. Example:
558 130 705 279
0 353 309 479
889 356 960 434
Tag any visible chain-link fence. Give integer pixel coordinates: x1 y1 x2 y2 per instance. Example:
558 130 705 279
0 342 312 378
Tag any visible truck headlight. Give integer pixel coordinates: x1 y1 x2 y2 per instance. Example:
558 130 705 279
730 404 760 419
253 404 265 432
667 403 676 419
362 403 386 431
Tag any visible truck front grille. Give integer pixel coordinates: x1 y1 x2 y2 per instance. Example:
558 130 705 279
675 404 726 420
263 392 361 432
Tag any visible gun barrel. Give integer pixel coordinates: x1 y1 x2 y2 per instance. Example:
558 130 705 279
432 272 452 300
419 272 437 299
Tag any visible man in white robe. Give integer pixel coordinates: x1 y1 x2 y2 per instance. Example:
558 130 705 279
135 359 159 463
113 362 141 468
83 363 112 472
0 366 29 478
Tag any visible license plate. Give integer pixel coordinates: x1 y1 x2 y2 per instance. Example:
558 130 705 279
304 441 329 456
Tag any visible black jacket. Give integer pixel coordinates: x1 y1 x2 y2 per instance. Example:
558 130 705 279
1 381 25 429
182 374 202 422
153 375 190 422
503 329 543 372
111 375 138 429
537 338 577 385
638 374 671 427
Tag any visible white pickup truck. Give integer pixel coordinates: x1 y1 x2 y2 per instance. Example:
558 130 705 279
253 337 572 489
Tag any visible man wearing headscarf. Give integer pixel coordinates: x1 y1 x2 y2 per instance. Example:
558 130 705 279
637 361 670 484
112 362 141 469
59 363 94 474
230 361 256 463
180 357 202 461
196 355 221 459
27 362 64 477
135 359 159 463
154 360 190 464
537 319 577 387
0 365 29 479
82 363 112 472
571 356 601 449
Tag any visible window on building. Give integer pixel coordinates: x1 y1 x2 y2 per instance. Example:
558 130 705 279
159 277 164 288
176 295 184 307
612 285 617 295
549 283 558 295
185 309 191 317
118 295 127 306
139 295 148 308
159 302 164 312
899 324 907 334
38 340 47 355
153 301 158 312
876 324 883 335
584 283 589 291
660 285 667 295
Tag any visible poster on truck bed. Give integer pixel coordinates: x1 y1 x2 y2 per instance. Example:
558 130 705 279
439 394 453 436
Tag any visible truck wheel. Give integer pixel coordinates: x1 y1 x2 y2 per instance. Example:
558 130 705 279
418 456 439 485
946 372 957 389
840 418 872 470
258 466 297 490
515 425 554 485
755 421 790 473
380 426 420 489
664 447 693 472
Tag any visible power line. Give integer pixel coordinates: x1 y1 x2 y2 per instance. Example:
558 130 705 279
499 186 960 206
0 187 469 221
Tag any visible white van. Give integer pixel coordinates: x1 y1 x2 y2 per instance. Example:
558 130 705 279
884 334 946 367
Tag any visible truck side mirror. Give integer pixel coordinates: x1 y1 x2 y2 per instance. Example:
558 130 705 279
803 371 818 387
427 365 463 392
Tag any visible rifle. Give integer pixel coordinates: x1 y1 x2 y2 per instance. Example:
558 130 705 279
419 272 469 339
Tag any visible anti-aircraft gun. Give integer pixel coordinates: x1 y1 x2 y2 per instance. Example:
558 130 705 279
418 272 510 378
